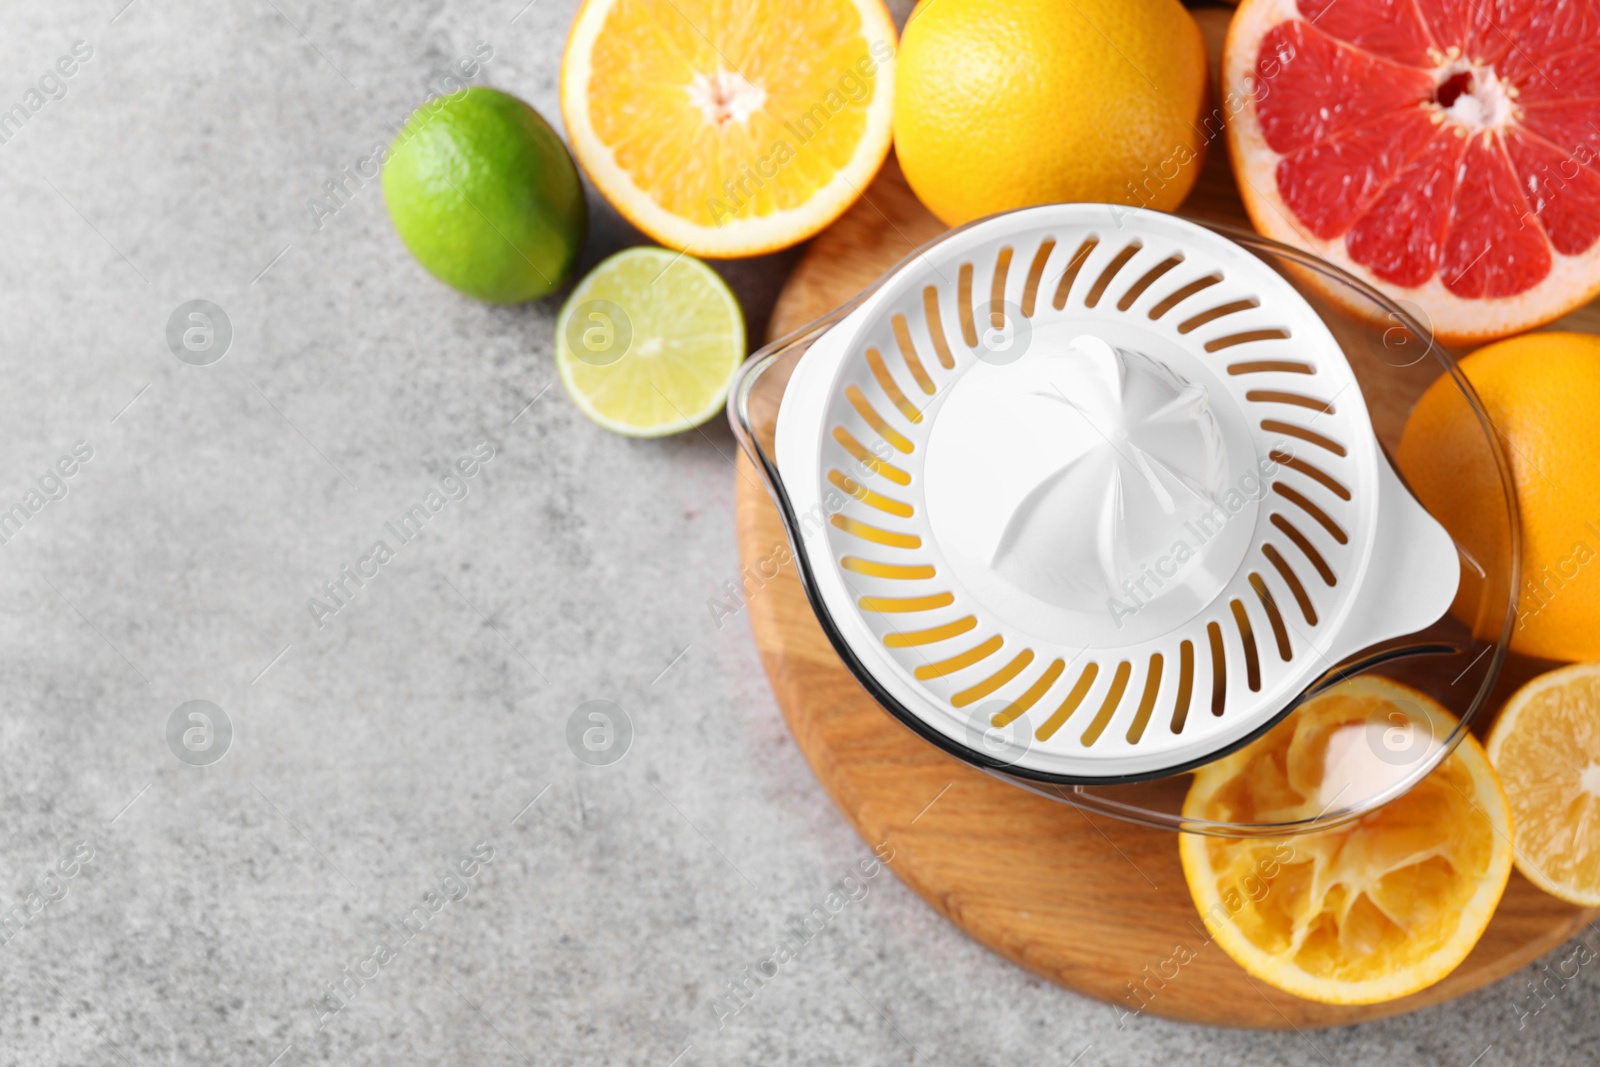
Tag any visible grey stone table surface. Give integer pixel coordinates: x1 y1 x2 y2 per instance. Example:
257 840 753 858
0 1 1594 1065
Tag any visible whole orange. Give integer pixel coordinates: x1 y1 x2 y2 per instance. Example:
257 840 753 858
1396 332 1600 662
892 0 1208 226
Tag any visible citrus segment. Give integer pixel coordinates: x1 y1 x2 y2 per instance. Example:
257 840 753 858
555 248 744 438
1487 663 1600 907
1225 0 1600 342
560 0 896 256
1181 677 1513 1004
1504 134 1600 256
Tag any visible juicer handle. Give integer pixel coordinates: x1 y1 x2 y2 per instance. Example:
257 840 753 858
1334 451 1462 654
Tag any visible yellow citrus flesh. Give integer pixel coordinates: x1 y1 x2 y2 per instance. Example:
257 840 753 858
893 0 1208 226
560 0 896 256
1396 332 1600 663
1487 663 1600 907
1180 677 1513 1004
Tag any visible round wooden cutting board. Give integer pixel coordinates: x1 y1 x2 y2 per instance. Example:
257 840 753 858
733 149 1599 1027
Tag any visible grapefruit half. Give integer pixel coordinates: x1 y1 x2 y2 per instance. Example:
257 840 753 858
1224 0 1600 344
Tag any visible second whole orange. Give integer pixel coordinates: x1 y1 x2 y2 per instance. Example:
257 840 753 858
1396 332 1600 663
892 0 1209 226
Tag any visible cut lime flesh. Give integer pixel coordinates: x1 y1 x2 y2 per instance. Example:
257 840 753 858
555 248 745 437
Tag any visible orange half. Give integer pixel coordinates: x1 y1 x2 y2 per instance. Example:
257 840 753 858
1180 677 1513 1004
560 0 897 257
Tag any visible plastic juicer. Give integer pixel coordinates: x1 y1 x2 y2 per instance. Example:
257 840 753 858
730 204 1518 837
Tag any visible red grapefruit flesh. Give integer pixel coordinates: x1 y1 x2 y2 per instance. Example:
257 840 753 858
1224 0 1600 343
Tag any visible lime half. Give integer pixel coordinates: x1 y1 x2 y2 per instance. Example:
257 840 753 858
555 248 745 437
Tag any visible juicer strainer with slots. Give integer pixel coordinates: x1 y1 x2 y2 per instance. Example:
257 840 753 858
730 204 1518 836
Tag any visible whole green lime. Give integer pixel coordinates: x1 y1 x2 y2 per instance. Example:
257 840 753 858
382 87 586 303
